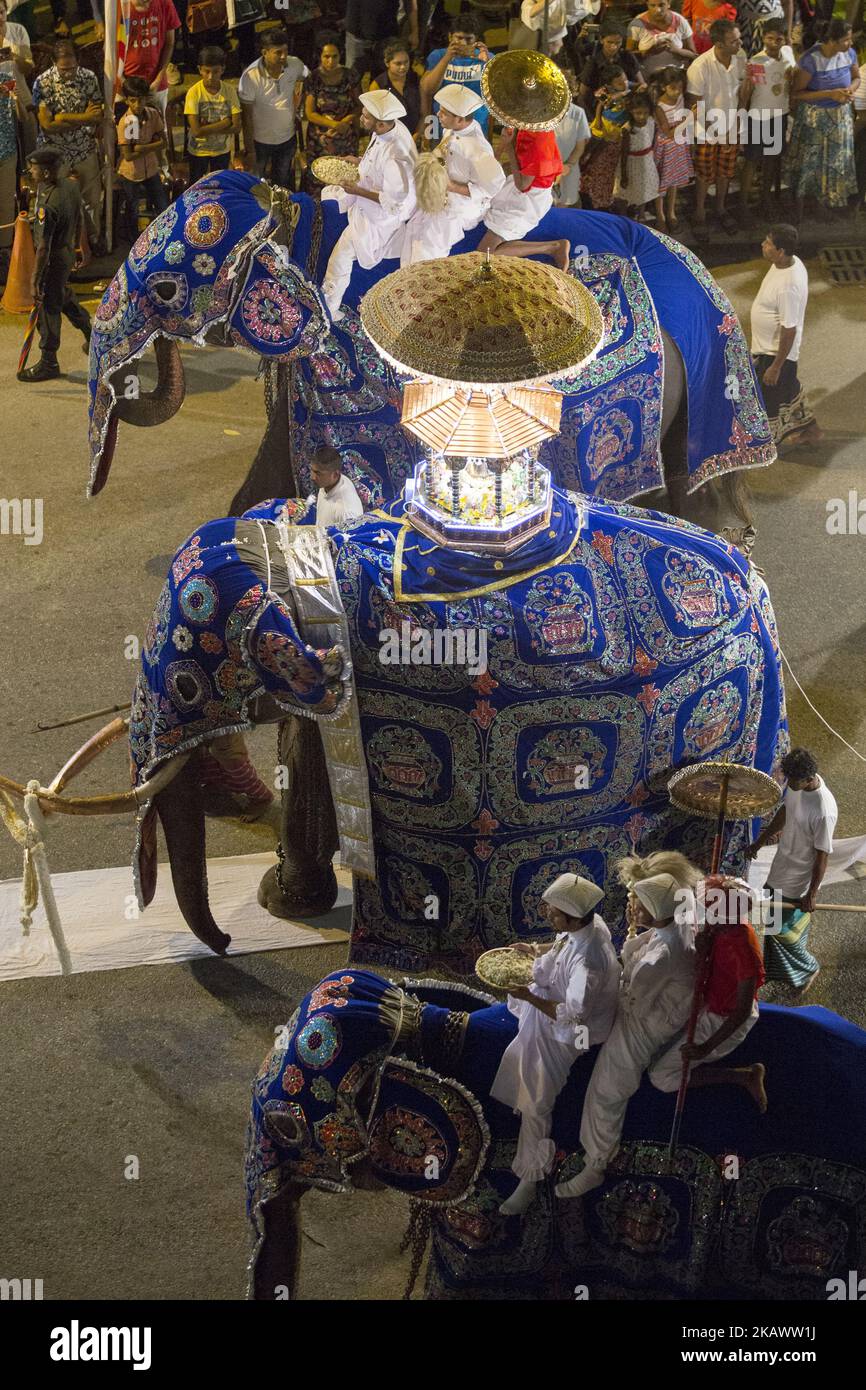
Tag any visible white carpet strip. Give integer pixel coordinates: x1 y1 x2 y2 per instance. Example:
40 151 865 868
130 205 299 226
0 852 351 980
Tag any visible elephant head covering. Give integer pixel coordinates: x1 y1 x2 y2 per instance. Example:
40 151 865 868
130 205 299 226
246 970 490 1221
87 171 330 497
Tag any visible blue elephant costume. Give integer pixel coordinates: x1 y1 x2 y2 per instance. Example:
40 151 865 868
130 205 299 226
247 967 866 1301
86 171 774 503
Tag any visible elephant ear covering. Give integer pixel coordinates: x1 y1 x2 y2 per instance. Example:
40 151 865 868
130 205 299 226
86 172 330 497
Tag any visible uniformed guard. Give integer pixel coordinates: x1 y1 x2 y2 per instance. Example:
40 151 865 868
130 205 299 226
18 145 92 383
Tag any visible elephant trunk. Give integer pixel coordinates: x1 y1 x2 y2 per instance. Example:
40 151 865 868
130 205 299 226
153 754 231 955
110 336 186 428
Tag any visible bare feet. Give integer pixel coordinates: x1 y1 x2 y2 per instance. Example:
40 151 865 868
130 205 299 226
553 239 570 272
784 421 823 448
746 1062 768 1113
799 966 821 996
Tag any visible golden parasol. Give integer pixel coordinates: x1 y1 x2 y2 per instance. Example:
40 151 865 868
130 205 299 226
360 252 603 389
481 49 570 132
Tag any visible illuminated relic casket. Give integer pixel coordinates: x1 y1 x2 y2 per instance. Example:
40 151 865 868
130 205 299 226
360 254 605 553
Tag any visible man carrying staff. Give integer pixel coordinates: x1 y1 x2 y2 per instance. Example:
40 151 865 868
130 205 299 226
320 87 417 322
491 873 621 1217
646 874 767 1107
18 146 91 383
747 746 838 991
400 83 505 265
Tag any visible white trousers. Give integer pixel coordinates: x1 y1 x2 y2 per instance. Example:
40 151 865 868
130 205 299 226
491 1003 578 1181
321 227 355 318
647 1005 760 1094
579 1009 685 1171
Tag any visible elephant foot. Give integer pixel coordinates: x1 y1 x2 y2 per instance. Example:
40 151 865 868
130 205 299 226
257 863 339 920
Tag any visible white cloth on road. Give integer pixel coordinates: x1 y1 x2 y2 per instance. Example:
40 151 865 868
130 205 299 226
491 916 621 1180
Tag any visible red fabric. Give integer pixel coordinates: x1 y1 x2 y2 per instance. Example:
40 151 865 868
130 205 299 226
681 0 737 54
121 0 181 90
515 130 563 189
704 925 766 1016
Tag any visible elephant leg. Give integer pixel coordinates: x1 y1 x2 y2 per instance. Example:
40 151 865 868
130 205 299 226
251 1182 308 1300
228 362 299 516
257 716 340 919
153 753 231 955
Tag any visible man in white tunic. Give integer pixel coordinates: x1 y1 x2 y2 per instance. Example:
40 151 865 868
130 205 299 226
557 872 696 1199
320 87 417 322
491 873 621 1216
306 445 364 527
400 83 506 265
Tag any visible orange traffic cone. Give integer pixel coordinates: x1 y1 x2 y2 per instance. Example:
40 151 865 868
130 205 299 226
1 213 35 314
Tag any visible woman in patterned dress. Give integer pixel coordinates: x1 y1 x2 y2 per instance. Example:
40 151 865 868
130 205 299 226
303 34 360 194
787 19 859 217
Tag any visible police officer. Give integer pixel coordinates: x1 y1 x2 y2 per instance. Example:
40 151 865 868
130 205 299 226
18 145 92 383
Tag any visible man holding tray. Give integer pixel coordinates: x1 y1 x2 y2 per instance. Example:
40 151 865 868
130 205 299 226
320 87 417 322
491 872 621 1217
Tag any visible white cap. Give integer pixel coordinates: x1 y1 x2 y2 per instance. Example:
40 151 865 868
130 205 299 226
359 88 406 123
542 873 603 921
435 82 484 118
632 873 682 923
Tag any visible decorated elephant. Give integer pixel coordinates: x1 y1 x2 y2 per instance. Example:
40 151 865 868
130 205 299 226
129 483 786 972
85 171 773 519
246 966 866 1301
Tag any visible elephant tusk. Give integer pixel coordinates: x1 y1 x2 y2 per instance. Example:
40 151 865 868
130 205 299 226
0 752 191 817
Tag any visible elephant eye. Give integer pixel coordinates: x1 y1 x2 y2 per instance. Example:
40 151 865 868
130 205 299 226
151 280 179 302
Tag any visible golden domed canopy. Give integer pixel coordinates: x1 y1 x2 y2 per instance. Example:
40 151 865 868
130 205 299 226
481 49 570 132
359 253 604 388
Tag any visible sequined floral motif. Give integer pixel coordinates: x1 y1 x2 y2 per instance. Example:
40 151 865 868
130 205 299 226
171 624 193 651
295 1014 342 1070
313 1113 362 1157
192 253 216 276
308 975 354 1013
172 535 203 586
129 205 179 270
310 1077 335 1104
191 285 214 317
165 240 186 265
179 575 219 625
254 631 323 695
143 579 172 667
281 1065 305 1096
240 280 303 346
184 202 228 248
369 1106 449 1176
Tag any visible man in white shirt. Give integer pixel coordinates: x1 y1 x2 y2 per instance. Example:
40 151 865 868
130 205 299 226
491 873 621 1216
238 28 308 190
749 222 820 448
307 446 365 528
747 747 837 990
556 872 697 1199
740 20 795 212
686 17 750 237
400 83 506 265
320 87 417 322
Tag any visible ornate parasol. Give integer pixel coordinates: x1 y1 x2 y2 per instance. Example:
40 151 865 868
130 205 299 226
360 252 603 388
665 760 781 1159
481 49 570 132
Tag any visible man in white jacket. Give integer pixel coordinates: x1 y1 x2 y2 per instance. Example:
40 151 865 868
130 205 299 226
491 873 621 1217
321 87 417 322
557 871 696 1199
401 82 506 265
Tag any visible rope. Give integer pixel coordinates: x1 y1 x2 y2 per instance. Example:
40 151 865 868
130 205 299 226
779 644 866 765
0 782 72 974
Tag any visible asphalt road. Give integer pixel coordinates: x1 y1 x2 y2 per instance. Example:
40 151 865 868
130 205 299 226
0 254 864 1300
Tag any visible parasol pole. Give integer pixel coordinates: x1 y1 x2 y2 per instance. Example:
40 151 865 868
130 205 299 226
669 767 731 1160
542 0 550 54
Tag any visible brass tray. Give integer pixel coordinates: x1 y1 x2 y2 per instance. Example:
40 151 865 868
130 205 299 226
475 946 535 992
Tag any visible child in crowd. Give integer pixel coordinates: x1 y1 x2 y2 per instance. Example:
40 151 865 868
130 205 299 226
613 90 662 222
681 0 737 55
652 65 692 232
581 63 630 210
116 76 168 237
183 45 241 183
555 68 592 206
740 20 796 213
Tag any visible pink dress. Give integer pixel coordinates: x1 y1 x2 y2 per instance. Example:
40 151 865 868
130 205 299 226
654 98 693 192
